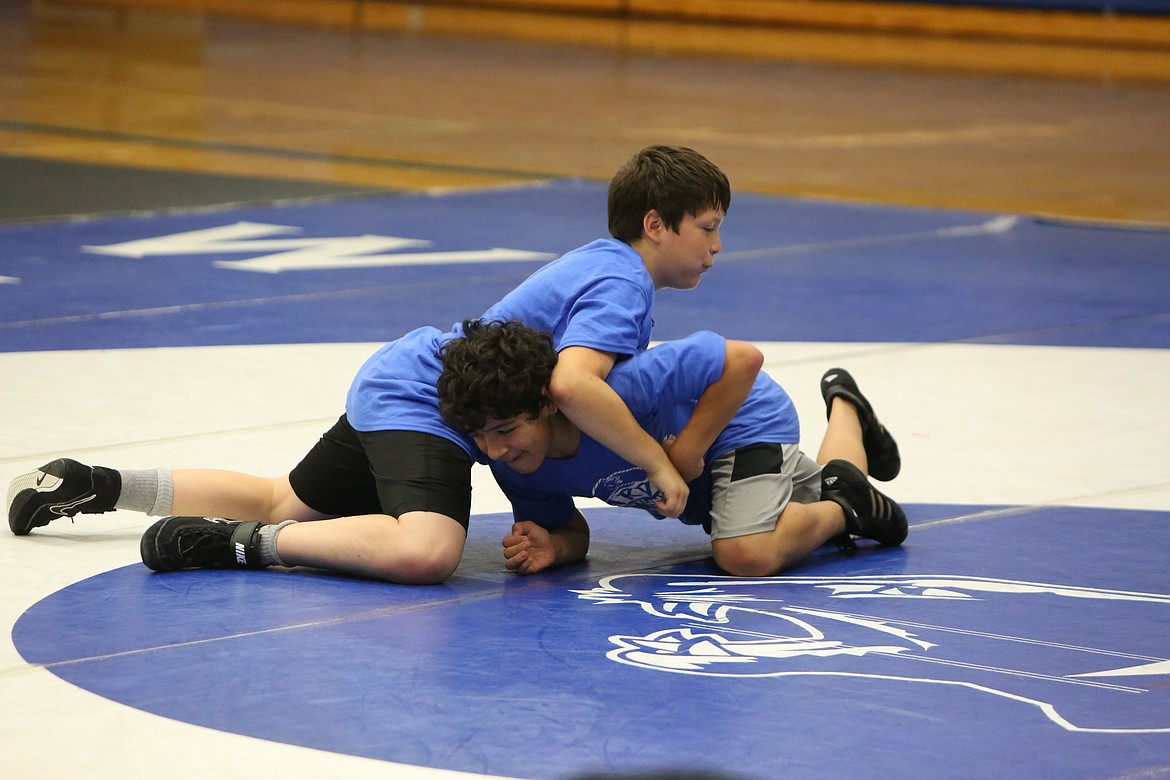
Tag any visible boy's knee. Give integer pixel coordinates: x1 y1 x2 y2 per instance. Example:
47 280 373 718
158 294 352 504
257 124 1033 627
370 542 461 584
712 538 783 578
373 518 465 584
391 550 461 584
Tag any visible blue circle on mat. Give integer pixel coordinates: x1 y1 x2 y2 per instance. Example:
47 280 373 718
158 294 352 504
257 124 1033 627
13 505 1170 780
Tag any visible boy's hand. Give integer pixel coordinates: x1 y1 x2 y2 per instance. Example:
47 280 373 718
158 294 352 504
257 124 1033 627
502 521 557 574
647 462 689 517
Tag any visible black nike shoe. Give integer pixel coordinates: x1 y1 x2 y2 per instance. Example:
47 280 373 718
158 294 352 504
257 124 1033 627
820 459 907 547
820 367 901 481
7 458 121 536
140 516 265 572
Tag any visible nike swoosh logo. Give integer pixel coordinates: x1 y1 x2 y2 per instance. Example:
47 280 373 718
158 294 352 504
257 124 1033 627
50 494 96 515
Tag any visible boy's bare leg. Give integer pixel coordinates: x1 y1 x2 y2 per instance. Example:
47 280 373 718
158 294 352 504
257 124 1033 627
9 460 321 535
12 461 468 583
171 471 326 524
276 512 466 584
818 367 900 481
816 397 868 472
172 471 465 582
815 369 907 548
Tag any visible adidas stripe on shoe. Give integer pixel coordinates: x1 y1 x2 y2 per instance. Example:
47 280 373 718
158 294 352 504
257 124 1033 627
820 459 908 548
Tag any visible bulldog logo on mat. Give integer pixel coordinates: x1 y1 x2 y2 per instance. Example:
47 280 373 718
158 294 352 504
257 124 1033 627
572 574 1170 734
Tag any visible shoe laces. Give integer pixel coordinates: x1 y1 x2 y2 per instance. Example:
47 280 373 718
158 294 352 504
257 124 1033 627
177 525 232 566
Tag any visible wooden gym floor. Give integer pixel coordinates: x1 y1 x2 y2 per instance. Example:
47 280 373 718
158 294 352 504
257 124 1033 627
1 0 1168 225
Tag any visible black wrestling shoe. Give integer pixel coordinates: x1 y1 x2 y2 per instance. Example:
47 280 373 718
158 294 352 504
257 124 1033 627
820 459 907 547
8 458 121 536
820 367 901 481
140 516 265 572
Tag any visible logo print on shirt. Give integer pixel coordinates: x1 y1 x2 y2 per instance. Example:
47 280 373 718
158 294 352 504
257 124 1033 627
593 468 664 511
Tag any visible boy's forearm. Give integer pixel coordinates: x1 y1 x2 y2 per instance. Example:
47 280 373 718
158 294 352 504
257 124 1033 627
551 363 677 475
559 378 676 472
670 340 764 474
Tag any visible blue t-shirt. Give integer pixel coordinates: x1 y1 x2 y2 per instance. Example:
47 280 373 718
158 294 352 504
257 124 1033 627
344 325 461 447
480 238 654 354
345 239 655 457
490 331 800 529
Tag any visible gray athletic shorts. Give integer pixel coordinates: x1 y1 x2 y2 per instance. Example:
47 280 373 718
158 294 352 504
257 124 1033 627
707 442 823 541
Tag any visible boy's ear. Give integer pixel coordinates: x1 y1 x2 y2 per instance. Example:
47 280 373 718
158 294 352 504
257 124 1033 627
541 397 559 417
642 209 665 244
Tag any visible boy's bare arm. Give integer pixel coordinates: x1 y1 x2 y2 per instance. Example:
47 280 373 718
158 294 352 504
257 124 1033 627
666 339 765 482
550 346 689 517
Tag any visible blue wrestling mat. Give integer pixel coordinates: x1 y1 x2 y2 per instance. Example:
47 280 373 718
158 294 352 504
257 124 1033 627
3 179 1168 352
5 180 1169 779
13 506 1170 780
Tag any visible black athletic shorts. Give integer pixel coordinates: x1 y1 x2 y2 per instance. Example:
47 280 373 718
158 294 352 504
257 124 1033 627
288 414 473 528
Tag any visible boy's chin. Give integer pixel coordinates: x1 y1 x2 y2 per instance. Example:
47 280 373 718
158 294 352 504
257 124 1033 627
501 457 539 474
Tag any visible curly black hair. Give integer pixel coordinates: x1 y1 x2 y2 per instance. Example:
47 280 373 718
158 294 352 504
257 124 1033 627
437 319 558 433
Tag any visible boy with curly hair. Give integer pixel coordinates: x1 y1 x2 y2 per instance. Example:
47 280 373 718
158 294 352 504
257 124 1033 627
438 319 905 576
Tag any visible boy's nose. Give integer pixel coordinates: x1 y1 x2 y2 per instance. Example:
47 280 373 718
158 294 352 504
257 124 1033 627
483 437 508 460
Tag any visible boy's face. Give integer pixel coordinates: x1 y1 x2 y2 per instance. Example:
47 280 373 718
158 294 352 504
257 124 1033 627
472 409 556 474
656 207 725 290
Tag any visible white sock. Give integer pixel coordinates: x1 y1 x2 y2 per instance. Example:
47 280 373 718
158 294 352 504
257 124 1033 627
115 468 174 516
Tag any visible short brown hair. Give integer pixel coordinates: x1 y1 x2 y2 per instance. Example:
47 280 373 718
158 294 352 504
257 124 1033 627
607 145 731 244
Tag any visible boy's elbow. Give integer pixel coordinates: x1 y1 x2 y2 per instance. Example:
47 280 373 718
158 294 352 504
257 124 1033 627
547 370 578 407
727 340 765 375
548 364 601 409
748 344 764 373
549 348 616 407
